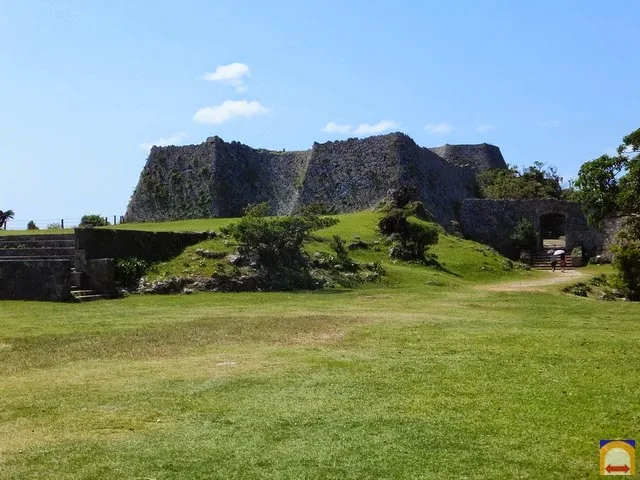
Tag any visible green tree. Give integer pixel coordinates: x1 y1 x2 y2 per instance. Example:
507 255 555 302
477 162 563 200
510 218 537 250
574 127 640 298
574 128 640 225
0 209 15 230
79 214 110 227
27 220 39 230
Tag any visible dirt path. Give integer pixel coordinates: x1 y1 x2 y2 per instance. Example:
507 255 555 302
479 269 586 292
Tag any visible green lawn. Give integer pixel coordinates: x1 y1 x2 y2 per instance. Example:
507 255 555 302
0 214 637 479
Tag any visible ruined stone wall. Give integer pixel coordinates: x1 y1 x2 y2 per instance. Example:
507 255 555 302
428 143 507 171
459 199 604 258
125 133 500 224
125 137 310 221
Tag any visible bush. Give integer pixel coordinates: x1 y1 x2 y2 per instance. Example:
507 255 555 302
611 240 640 300
589 273 609 287
243 201 270 218
561 282 592 297
222 215 339 289
329 235 358 271
599 288 617 301
295 203 337 216
115 257 151 288
379 209 439 262
47 222 63 230
510 218 536 250
80 214 110 227
26 220 39 230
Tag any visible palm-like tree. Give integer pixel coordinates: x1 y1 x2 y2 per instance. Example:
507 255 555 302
0 209 15 230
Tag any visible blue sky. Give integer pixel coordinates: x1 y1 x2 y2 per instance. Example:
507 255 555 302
1 0 638 228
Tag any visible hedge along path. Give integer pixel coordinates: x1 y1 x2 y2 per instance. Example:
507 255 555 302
477 269 586 292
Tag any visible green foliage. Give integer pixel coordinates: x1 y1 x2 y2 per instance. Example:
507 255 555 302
477 162 563 199
561 282 592 297
0 209 15 229
510 218 537 250
47 222 63 230
611 234 640 300
243 201 270 218
26 220 39 230
295 203 337 216
574 127 640 225
80 214 110 227
379 209 439 262
223 215 338 275
328 235 358 271
115 257 151 287
589 273 609 287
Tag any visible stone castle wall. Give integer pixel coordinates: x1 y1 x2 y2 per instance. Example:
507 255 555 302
428 143 507 171
125 133 491 224
459 199 604 258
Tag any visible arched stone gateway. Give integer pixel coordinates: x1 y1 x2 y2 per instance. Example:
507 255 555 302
459 199 605 259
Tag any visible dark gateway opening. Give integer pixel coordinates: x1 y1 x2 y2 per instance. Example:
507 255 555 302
540 213 566 249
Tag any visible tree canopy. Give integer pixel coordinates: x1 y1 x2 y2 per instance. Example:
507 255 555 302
476 162 565 200
574 128 640 225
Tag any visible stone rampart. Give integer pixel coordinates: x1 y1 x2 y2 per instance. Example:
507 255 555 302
125 133 488 225
428 143 507 171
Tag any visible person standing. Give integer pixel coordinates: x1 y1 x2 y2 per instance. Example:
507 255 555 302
560 252 567 273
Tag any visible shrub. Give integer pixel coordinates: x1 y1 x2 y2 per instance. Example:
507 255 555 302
47 222 63 230
295 203 337 216
221 216 338 272
26 220 39 230
589 273 609 287
329 235 358 271
115 257 151 288
611 240 640 300
561 282 592 297
80 214 110 227
599 289 616 301
379 209 439 262
510 218 536 250
243 201 270 218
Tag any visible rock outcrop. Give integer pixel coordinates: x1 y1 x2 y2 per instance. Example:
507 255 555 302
125 132 503 224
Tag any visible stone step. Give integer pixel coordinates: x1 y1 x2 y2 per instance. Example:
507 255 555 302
0 239 75 248
0 234 74 242
71 289 94 296
72 293 110 302
0 248 76 257
0 257 75 262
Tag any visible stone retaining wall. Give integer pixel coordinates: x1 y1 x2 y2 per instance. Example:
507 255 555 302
0 259 72 301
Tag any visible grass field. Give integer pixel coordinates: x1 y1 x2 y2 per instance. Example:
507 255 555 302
0 213 638 479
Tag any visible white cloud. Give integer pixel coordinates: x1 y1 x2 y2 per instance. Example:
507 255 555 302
139 132 188 151
539 119 560 128
354 120 399 135
202 62 250 92
193 100 268 125
321 120 399 135
424 122 452 135
322 122 353 134
476 124 496 133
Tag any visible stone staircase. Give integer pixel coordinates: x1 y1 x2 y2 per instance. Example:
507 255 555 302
0 234 109 301
531 251 573 270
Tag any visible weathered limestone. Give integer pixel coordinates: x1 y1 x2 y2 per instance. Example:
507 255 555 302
125 133 500 225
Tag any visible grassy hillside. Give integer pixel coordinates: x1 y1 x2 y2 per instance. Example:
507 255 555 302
141 211 535 287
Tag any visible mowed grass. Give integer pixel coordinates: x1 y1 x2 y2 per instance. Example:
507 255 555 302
0 213 638 479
